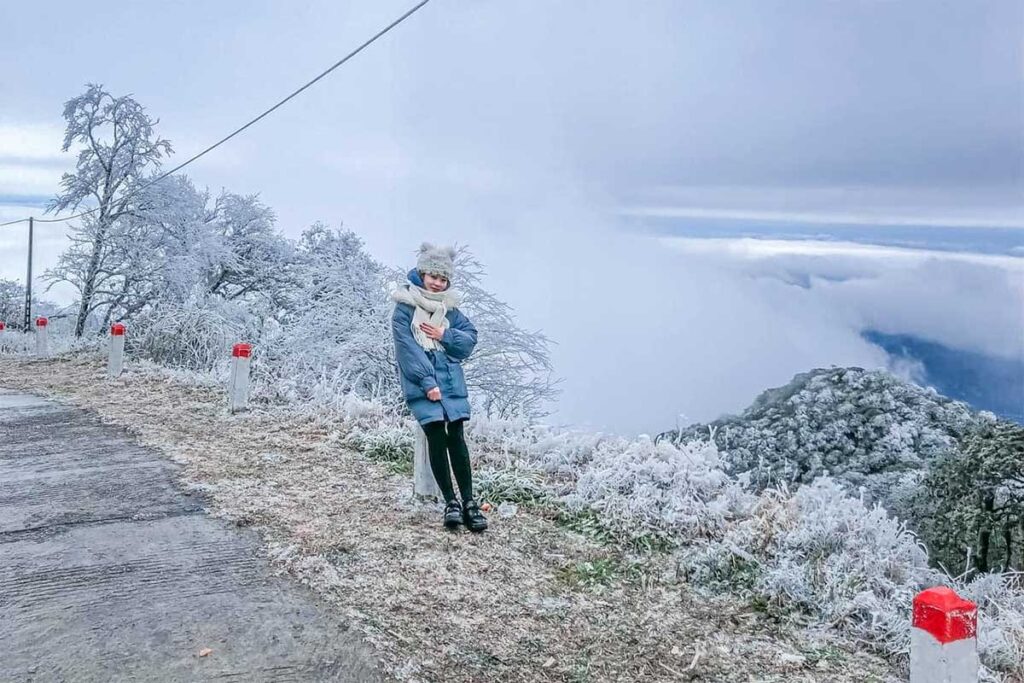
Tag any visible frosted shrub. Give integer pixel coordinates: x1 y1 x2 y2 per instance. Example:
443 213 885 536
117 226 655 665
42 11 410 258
474 466 549 505
467 416 618 478
762 480 938 649
344 424 414 466
261 225 399 408
961 572 1024 675
0 329 34 354
468 418 755 545
312 391 395 424
131 304 240 373
51 332 104 356
0 320 100 356
565 436 756 546
682 478 1024 677
685 478 941 655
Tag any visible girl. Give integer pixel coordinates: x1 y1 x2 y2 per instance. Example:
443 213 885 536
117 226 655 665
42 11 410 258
391 243 487 532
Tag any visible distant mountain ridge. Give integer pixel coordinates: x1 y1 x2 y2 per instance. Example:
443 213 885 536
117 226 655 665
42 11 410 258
863 329 1024 423
631 217 1024 256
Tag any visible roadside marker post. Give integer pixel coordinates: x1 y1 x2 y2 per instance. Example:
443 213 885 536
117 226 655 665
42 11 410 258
910 587 979 683
107 323 126 378
34 317 49 356
228 343 252 413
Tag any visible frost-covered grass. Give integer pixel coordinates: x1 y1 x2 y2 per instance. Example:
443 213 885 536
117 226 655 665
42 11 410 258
0 331 34 354
9 336 1021 679
556 556 644 590
266 391 1023 678
685 478 1024 679
342 424 415 475
2 354 906 683
462 414 1024 680
0 320 103 357
473 466 549 506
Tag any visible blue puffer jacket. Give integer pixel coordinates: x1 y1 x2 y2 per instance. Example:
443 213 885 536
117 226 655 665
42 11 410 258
392 269 478 425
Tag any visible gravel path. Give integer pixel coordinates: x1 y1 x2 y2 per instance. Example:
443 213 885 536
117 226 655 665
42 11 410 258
0 388 380 683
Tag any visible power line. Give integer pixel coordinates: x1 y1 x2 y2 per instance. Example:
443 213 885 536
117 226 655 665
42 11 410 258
0 0 432 229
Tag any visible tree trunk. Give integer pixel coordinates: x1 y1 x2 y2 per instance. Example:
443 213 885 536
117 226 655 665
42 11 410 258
100 302 115 333
974 492 995 574
73 221 107 337
1019 519 1024 571
1004 522 1016 571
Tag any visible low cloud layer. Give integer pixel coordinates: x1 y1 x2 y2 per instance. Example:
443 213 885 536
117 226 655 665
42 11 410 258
469 214 1023 435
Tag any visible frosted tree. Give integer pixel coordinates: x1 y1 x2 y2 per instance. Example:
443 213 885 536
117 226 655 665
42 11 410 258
266 223 397 403
452 247 560 419
47 84 172 336
0 279 25 327
918 421 1024 574
89 175 213 326
204 191 296 312
262 232 559 419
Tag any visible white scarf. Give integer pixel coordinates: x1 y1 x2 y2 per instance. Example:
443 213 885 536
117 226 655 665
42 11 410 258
390 283 460 351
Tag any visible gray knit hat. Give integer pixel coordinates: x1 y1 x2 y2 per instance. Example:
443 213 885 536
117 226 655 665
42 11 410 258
416 242 456 280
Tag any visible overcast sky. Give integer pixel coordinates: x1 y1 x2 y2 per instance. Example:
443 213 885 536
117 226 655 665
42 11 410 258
1 1 1021 432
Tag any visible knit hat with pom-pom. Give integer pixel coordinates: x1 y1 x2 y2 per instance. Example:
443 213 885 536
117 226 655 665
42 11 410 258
416 242 456 280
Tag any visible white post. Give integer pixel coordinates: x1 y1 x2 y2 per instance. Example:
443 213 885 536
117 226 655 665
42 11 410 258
228 343 252 413
34 317 49 357
910 586 979 683
107 323 126 378
412 421 442 499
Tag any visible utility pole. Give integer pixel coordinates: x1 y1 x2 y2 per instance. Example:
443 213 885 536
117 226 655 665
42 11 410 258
23 216 33 331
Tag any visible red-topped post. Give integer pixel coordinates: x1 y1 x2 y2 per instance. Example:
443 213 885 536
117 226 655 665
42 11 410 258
108 323 126 378
228 343 252 413
34 316 49 356
910 587 979 682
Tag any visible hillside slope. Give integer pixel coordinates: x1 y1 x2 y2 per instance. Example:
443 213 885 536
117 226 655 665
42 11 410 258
659 367 998 513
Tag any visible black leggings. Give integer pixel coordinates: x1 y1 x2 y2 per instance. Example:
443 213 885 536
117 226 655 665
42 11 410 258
422 419 473 503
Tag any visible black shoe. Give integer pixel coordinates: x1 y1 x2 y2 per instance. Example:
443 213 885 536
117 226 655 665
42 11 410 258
462 499 488 532
443 500 463 529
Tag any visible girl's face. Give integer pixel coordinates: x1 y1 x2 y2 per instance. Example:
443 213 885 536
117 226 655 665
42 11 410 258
423 272 449 292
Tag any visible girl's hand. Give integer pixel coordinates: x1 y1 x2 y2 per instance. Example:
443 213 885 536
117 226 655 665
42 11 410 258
419 322 445 341
426 387 441 401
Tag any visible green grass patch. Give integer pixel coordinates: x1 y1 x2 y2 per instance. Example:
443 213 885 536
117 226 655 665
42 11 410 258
557 556 645 590
383 458 414 476
474 467 549 506
556 509 617 545
801 644 847 666
556 509 675 553
347 427 414 475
